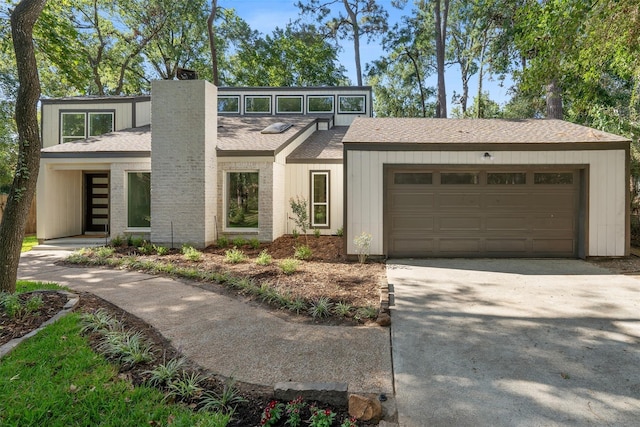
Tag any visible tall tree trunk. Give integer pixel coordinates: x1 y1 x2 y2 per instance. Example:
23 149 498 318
406 49 427 117
343 0 362 86
207 0 219 86
546 79 563 119
433 0 449 118
476 34 487 118
0 0 46 294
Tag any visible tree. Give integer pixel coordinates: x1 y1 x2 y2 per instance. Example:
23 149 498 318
296 0 388 86
0 0 46 293
207 0 218 85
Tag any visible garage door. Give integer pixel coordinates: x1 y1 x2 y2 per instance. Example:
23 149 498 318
386 168 581 257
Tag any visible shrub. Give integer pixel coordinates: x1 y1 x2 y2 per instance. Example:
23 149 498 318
80 308 122 334
145 357 186 388
110 234 125 247
24 294 44 314
293 245 312 260
353 231 372 264
336 227 344 237
279 258 299 275
182 245 202 262
356 306 378 320
249 238 261 249
232 237 247 247
154 244 169 255
313 228 321 238
0 292 23 319
261 401 284 427
166 371 204 402
216 236 230 248
292 229 299 239
224 247 246 263
95 246 115 258
255 250 273 266
137 241 154 255
309 297 333 319
199 377 247 415
333 302 353 317
128 236 145 247
287 298 307 314
289 196 309 241
98 330 155 367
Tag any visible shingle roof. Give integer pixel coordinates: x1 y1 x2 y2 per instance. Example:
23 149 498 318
287 126 347 161
343 118 630 144
41 125 150 155
217 116 319 153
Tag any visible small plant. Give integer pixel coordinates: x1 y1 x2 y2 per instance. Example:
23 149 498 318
24 294 44 314
353 231 372 264
291 229 299 239
313 228 321 238
199 377 247 415
232 237 247 247
293 245 312 260
95 246 115 258
154 244 169 255
255 250 273 266
261 400 285 427
287 298 307 314
249 238 261 249
224 247 247 263
216 236 230 248
0 292 23 319
110 234 125 246
80 308 121 334
308 406 336 427
289 196 309 242
340 416 358 427
279 258 299 275
285 396 306 427
166 371 204 402
336 227 344 237
137 241 154 255
182 244 202 262
98 330 155 367
145 356 186 388
128 236 145 247
309 297 333 319
356 306 378 320
334 302 353 317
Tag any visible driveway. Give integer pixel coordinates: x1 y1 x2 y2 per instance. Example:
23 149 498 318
387 259 640 427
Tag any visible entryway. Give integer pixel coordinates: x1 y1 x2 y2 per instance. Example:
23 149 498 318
84 172 109 233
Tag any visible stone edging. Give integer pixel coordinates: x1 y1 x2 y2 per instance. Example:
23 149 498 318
0 291 80 358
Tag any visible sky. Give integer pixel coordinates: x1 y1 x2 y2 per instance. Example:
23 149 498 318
219 0 514 113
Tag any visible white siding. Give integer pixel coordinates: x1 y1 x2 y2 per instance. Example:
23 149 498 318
285 163 344 235
135 100 151 127
346 149 627 257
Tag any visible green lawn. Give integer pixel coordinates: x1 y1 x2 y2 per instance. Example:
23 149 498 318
21 235 38 252
0 282 229 427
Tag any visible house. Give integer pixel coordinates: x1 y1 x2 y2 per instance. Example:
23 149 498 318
37 80 631 258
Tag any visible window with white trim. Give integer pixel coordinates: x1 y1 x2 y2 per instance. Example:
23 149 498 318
218 96 240 113
127 172 151 228
244 96 271 113
338 95 365 114
311 171 329 227
226 171 259 229
307 95 334 113
61 111 114 143
276 96 303 113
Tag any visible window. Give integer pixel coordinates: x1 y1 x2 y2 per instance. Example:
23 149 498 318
218 96 240 113
276 96 303 113
244 96 271 113
338 95 365 114
394 173 432 185
534 172 574 184
307 96 334 113
61 111 114 143
226 172 259 228
441 173 479 185
487 172 526 185
127 172 151 228
311 171 329 227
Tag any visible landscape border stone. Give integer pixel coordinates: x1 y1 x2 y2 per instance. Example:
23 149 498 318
274 381 348 407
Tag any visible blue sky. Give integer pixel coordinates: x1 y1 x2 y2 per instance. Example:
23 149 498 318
220 0 513 112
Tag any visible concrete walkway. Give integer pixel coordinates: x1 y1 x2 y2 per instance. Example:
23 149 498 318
387 259 640 427
18 250 393 397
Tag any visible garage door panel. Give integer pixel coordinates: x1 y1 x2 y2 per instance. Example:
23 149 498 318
387 167 580 258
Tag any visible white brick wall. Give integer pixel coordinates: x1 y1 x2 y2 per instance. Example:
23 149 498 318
110 160 151 239
150 80 218 248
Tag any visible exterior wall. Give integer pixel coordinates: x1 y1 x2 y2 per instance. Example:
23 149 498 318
217 159 274 241
285 163 344 235
345 149 627 257
41 100 148 148
151 80 217 249
109 160 152 239
37 165 83 239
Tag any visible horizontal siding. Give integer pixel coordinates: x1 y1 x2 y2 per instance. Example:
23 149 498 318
135 101 151 127
285 163 344 236
346 150 627 257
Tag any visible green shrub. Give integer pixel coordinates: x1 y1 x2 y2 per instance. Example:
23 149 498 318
313 228 321 238
0 292 23 319
279 258 299 275
356 306 378 320
286 298 307 314
232 237 247 247
336 227 344 237
154 244 169 255
110 234 125 247
166 371 204 402
216 236 230 248
334 301 353 317
24 294 44 314
224 247 247 263
80 308 122 334
181 245 202 262
249 238 261 249
95 246 115 258
199 378 247 415
293 245 312 260
137 241 154 255
309 297 333 319
353 231 372 264
255 250 273 266
145 357 186 388
292 229 299 239
128 236 145 247
289 196 309 239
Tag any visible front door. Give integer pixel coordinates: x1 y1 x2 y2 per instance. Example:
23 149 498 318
85 173 109 233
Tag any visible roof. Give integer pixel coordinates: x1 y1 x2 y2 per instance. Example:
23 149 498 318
343 118 631 144
41 125 150 157
287 126 347 162
216 116 320 155
41 95 150 104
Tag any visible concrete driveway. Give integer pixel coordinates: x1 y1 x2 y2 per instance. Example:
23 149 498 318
387 259 640 427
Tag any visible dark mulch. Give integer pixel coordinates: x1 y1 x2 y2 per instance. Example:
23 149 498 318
0 291 67 346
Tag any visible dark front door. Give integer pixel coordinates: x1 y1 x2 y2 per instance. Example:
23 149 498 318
85 173 109 233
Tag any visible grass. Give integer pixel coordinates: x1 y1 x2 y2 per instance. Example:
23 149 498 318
21 235 38 252
0 312 230 427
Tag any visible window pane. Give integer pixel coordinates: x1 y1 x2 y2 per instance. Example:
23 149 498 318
487 173 526 185
89 113 113 136
313 205 327 226
127 172 151 228
227 172 259 228
308 96 333 112
218 96 239 113
534 172 573 184
338 96 365 113
245 96 271 113
277 97 303 113
441 173 479 184
394 173 433 185
313 174 327 203
62 113 85 139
